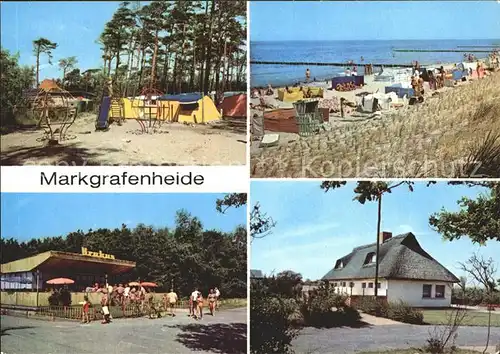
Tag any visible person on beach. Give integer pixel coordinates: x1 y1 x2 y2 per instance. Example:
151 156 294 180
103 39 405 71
82 295 91 324
208 289 217 316
477 61 483 79
352 65 358 76
165 289 178 317
345 67 351 76
214 287 221 309
305 68 311 82
266 84 274 96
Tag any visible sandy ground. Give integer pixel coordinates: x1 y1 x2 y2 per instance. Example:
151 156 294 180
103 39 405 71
251 62 500 178
1 115 246 166
1 307 247 354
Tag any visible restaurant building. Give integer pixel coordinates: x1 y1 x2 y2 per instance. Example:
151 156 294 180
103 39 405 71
1 248 136 292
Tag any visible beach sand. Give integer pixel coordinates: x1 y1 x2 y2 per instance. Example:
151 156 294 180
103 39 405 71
251 64 500 178
1 116 246 166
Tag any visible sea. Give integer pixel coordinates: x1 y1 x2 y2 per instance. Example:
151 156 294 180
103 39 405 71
250 39 500 87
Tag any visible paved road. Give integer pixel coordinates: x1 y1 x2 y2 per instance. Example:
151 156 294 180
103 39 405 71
1 308 246 354
292 324 500 353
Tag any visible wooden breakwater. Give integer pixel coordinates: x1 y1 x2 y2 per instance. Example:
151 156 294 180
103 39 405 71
393 49 492 53
456 45 500 48
250 60 414 68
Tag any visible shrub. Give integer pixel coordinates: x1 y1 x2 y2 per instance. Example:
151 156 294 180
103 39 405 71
300 283 361 328
355 297 423 325
387 301 424 324
250 282 298 354
355 296 388 317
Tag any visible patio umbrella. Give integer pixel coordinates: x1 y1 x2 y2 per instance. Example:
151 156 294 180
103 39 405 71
140 282 157 287
128 281 141 286
46 278 74 285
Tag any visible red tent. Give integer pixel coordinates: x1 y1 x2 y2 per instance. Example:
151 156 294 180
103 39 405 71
220 94 246 118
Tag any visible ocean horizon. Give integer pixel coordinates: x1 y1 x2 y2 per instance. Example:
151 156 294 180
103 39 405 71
250 39 500 87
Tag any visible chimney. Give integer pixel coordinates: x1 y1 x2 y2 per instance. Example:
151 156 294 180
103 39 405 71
379 231 392 244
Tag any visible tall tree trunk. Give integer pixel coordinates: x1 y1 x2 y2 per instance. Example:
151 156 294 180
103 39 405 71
150 29 159 89
172 54 178 94
35 48 40 87
198 0 209 91
161 47 170 93
203 0 216 95
178 25 187 93
138 48 146 91
62 68 66 88
189 46 196 91
114 50 121 82
374 194 382 297
107 52 112 79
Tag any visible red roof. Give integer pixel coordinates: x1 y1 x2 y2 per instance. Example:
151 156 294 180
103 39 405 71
220 94 246 118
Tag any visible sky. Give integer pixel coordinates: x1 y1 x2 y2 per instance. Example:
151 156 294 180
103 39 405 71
1 193 246 241
0 1 123 80
250 182 500 283
250 1 500 41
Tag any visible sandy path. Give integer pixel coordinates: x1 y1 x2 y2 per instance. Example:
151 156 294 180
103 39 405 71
1 115 247 166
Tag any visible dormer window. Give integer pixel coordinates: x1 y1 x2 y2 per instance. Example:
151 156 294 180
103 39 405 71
364 252 376 265
334 259 344 269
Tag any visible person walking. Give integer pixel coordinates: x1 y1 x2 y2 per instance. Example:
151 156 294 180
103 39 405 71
214 287 221 309
165 289 178 317
305 68 311 82
208 289 217 316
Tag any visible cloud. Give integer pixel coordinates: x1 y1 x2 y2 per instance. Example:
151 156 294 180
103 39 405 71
272 221 340 241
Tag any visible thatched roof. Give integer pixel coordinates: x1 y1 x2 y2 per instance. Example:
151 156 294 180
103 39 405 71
322 233 459 283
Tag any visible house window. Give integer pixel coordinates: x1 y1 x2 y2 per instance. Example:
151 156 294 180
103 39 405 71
377 282 381 289
364 252 376 264
341 282 346 287
435 285 445 298
368 282 374 288
333 282 338 287
422 284 432 298
362 282 366 289
335 259 344 269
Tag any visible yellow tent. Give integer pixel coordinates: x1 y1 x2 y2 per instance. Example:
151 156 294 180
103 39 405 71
277 87 324 102
108 95 220 123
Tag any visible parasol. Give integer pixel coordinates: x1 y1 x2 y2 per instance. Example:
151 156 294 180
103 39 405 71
128 281 141 286
46 278 74 285
140 282 157 287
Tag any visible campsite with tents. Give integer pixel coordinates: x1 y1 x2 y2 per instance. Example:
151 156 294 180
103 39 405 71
0 1 247 166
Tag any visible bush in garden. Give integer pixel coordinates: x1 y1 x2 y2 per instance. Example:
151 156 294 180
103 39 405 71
250 281 298 354
387 300 424 324
300 282 361 328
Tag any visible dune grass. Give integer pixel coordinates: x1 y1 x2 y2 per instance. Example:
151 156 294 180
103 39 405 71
252 72 500 178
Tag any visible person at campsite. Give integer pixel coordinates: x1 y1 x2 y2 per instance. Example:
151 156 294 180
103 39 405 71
208 289 217 316
101 290 111 324
164 289 178 317
81 295 91 324
305 68 311 82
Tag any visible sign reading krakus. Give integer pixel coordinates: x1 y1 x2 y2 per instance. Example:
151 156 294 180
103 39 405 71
81 247 115 260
